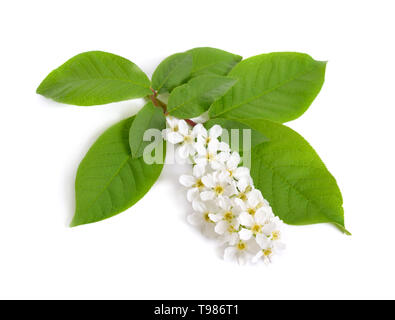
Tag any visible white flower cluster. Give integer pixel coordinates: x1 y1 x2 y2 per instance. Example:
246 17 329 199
163 116 285 265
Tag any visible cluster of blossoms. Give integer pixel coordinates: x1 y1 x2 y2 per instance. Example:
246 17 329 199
163 116 285 265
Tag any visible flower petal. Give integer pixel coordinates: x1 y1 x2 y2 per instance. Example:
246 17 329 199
239 228 253 241
179 175 196 187
210 160 224 171
207 139 219 153
256 234 271 249
218 141 230 152
233 167 250 180
167 132 184 144
252 251 263 264
209 125 222 139
248 189 262 208
192 200 206 212
227 152 240 170
187 213 202 226
208 213 222 223
201 174 215 188
263 222 276 236
216 151 230 163
193 164 205 177
178 120 189 135
227 233 239 246
215 221 228 235
200 190 215 201
166 116 178 128
234 198 247 210
224 246 237 262
192 123 207 137
237 252 248 265
254 209 267 224
194 157 207 168
238 212 254 227
177 144 190 159
187 188 199 202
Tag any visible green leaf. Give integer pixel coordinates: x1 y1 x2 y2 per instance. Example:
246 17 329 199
129 102 165 158
167 75 237 119
187 47 242 77
242 118 349 234
151 52 193 94
151 47 241 94
204 118 268 152
37 51 152 106
71 117 164 227
209 52 327 123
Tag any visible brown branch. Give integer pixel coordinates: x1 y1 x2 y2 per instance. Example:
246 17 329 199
185 118 198 127
149 88 167 113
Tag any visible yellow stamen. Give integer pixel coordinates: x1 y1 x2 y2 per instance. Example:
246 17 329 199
203 212 211 222
237 241 246 251
272 231 280 240
223 211 234 222
263 249 272 256
228 225 236 233
251 224 262 234
238 193 247 201
194 179 204 189
214 185 224 195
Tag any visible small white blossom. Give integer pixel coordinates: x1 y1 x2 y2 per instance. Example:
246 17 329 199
162 116 186 144
216 151 250 181
194 139 230 170
209 197 240 245
179 164 206 202
253 216 285 264
238 207 271 241
224 239 260 265
200 171 236 201
253 237 286 264
234 189 270 216
187 200 217 238
195 124 222 146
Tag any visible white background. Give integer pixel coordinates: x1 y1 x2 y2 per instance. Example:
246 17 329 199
1 0 394 299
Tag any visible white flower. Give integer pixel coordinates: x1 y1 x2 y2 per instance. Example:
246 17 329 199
209 197 240 245
256 216 284 242
224 239 260 265
252 237 286 264
238 207 272 241
162 116 186 144
235 179 253 202
179 164 206 202
253 216 285 264
178 123 208 159
234 188 270 216
187 200 218 238
194 140 230 170
162 116 199 159
195 124 222 146
200 171 236 201
216 151 249 179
